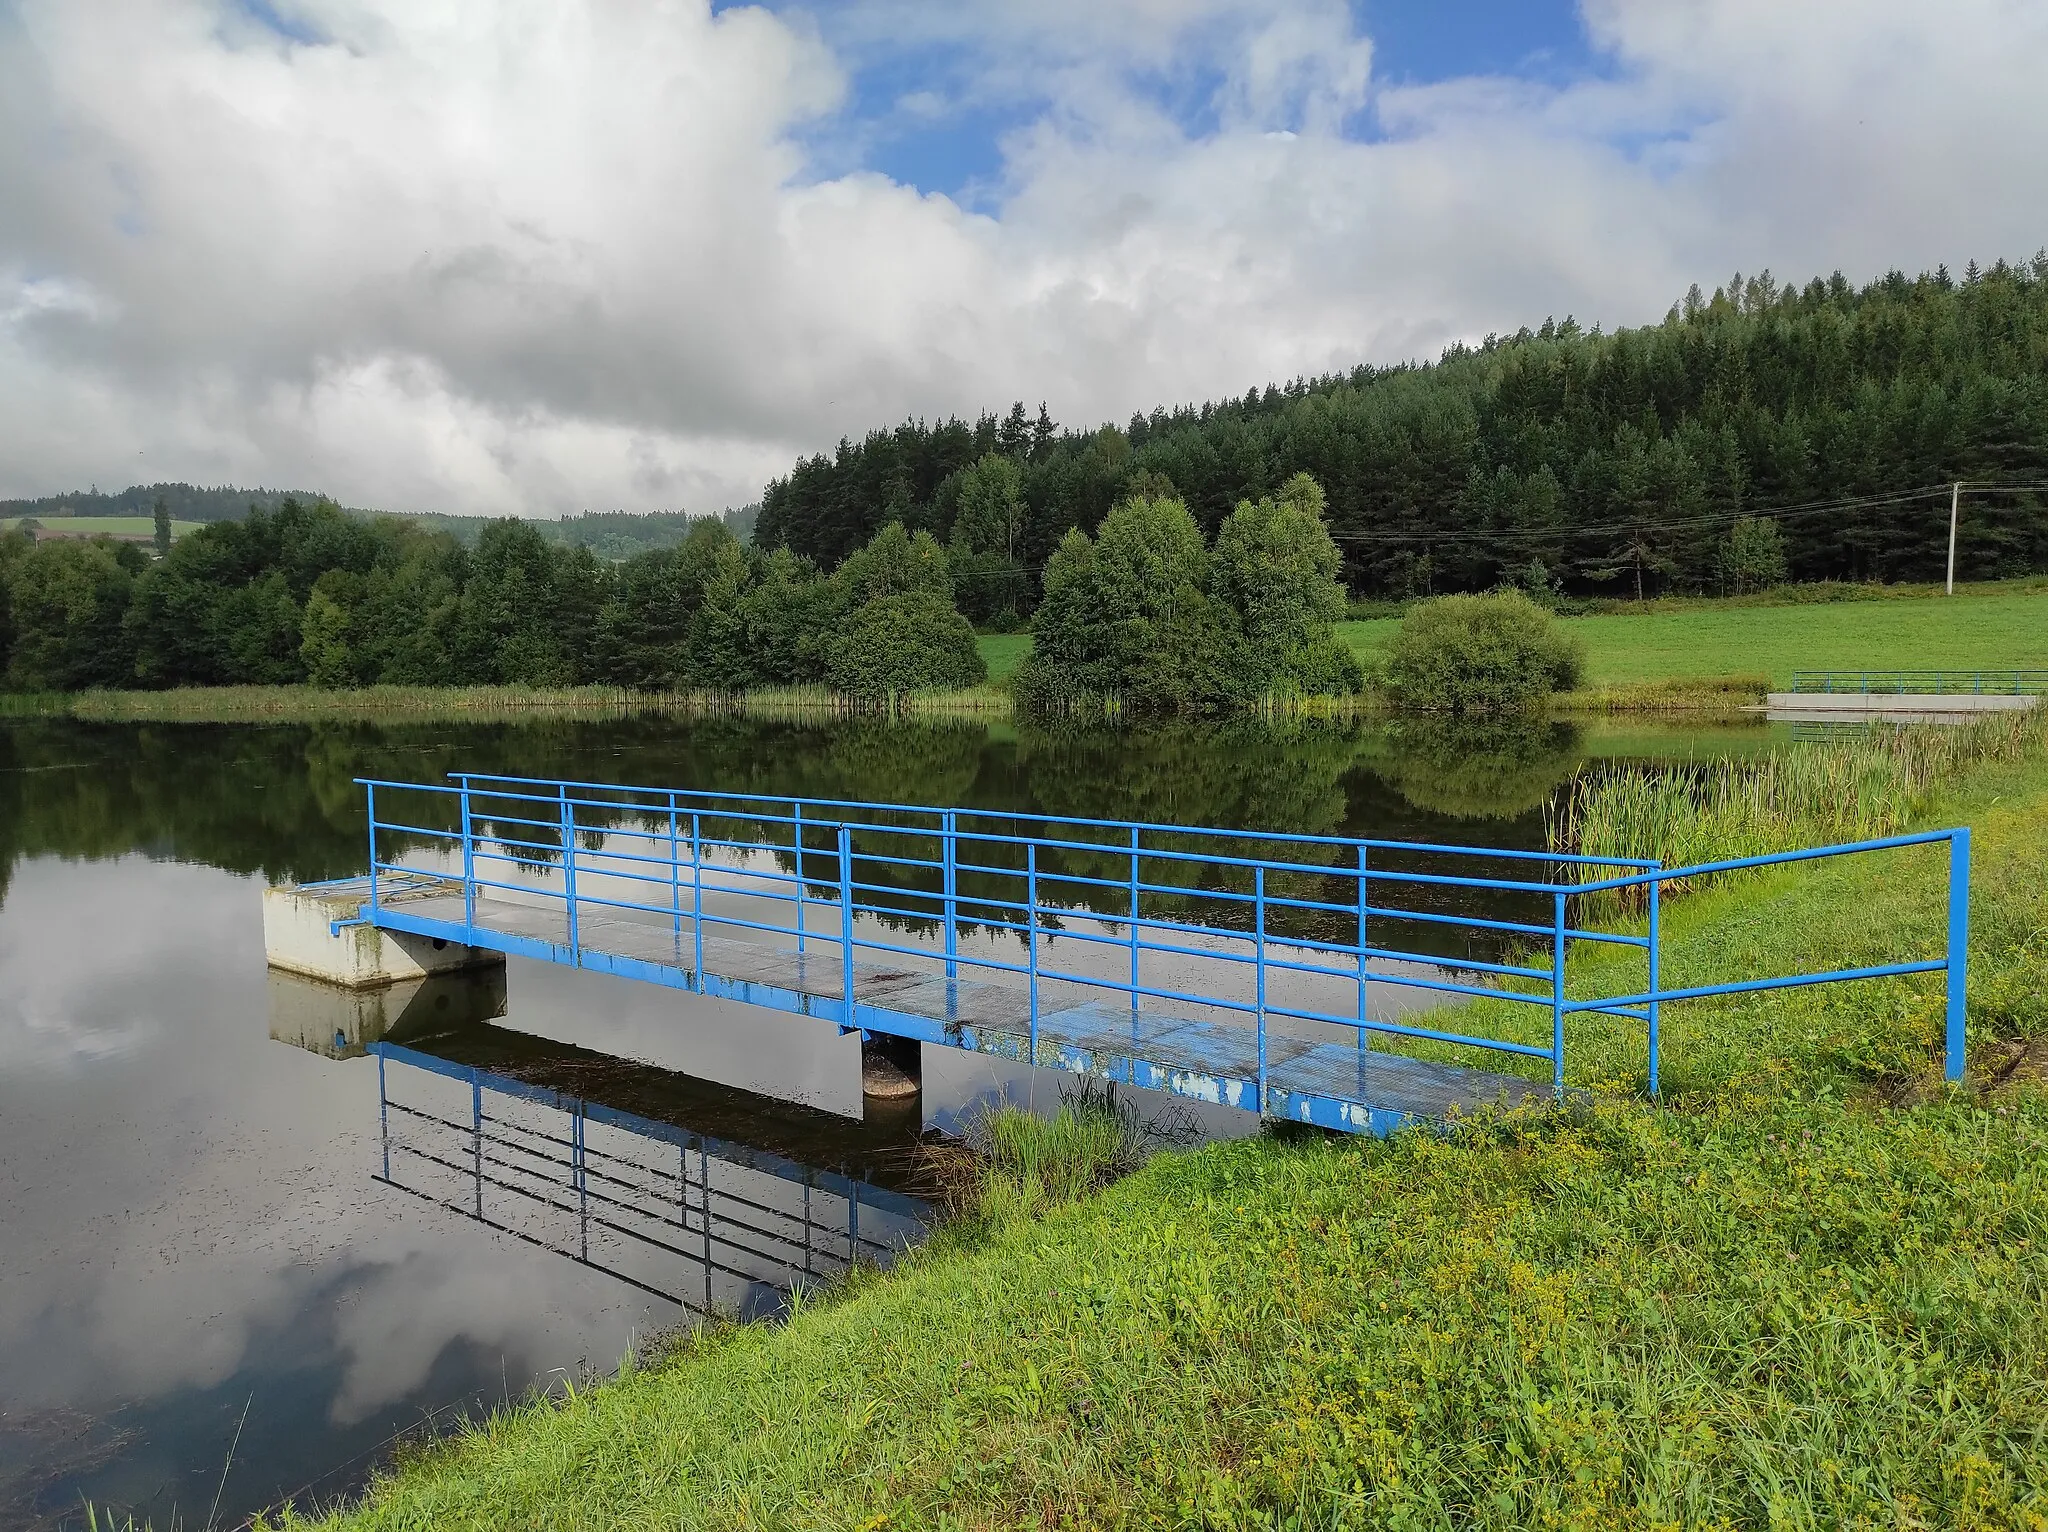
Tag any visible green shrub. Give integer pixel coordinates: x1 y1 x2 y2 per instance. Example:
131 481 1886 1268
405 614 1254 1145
1382 589 1584 713
827 591 987 698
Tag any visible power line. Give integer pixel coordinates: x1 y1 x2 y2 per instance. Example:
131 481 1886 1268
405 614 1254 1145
1323 479 2048 547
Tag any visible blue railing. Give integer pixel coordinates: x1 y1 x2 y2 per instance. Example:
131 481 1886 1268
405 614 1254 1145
353 773 1972 1107
1791 669 2048 696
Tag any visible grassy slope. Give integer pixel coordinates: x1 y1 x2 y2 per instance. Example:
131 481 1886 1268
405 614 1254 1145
305 744 2048 1530
1338 584 2048 688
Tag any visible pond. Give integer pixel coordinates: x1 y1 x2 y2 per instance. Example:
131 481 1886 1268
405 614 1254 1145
0 710 1784 1528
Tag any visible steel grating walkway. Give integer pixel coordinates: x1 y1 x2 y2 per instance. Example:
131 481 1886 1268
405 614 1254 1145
360 876 1552 1136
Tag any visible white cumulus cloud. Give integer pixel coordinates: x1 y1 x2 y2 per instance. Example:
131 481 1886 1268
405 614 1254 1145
0 0 2044 516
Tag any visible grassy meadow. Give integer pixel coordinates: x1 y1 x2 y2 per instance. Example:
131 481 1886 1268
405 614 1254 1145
969 579 2048 705
289 713 2048 1531
976 631 1032 683
1340 579 2048 689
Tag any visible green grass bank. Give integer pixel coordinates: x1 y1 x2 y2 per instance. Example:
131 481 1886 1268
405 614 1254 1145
1338 579 2048 691
970 578 2048 709
290 719 2048 1530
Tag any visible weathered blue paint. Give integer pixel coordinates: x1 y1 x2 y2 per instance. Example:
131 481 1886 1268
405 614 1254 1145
359 773 1974 1134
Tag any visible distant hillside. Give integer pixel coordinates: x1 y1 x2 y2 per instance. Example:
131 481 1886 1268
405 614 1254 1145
0 482 324 523
401 505 759 557
0 483 759 560
756 256 2048 594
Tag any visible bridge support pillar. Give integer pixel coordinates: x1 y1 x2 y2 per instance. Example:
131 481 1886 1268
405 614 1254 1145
268 965 510 1059
263 880 504 990
860 1031 922 1102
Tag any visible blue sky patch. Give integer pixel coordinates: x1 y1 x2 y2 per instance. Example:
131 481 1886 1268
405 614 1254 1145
732 0 1600 201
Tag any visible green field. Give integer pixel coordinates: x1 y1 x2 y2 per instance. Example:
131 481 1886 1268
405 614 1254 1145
976 631 1031 681
982 583 2048 694
2 514 203 540
1340 583 2048 687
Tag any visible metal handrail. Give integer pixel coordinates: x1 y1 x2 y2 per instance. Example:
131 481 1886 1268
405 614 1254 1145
354 777 1972 1109
1790 669 2048 696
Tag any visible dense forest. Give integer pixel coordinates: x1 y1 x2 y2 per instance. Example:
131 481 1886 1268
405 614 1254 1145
0 500 982 696
755 258 2048 596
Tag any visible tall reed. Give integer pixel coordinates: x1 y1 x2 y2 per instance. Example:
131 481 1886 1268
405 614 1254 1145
1553 707 2045 908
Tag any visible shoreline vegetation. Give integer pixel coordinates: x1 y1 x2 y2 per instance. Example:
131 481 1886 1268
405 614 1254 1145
0 673 1777 725
8 571 2044 725
16 568 2048 729
276 710 2048 1531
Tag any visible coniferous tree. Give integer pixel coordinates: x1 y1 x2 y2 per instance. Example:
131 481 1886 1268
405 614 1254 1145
753 257 2048 596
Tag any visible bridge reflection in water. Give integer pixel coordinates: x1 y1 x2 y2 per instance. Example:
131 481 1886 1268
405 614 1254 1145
370 1044 932 1314
267 970 933 1314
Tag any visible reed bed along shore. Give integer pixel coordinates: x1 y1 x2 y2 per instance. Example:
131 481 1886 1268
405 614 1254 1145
1555 705 2047 906
1550 673 1769 713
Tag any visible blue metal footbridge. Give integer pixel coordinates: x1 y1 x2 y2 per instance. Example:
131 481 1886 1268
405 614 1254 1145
344 773 1971 1135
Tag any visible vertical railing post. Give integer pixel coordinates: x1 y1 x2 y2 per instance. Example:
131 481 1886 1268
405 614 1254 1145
838 825 856 1029
1128 826 1142 1028
1947 827 1970 1083
793 801 806 956
943 810 958 983
575 1107 588 1264
559 786 579 961
471 1069 484 1218
668 793 681 942
1551 890 1567 1098
700 1140 712 1312
691 811 705 982
1355 844 1370 1055
1646 876 1661 1098
460 781 475 941
1255 866 1268 1115
1026 841 1040 1064
366 781 380 917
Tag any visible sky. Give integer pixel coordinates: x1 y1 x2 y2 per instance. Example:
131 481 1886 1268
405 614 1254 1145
2 0 2046 517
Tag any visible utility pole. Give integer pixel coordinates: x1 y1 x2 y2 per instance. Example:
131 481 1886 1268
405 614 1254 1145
1946 481 1960 595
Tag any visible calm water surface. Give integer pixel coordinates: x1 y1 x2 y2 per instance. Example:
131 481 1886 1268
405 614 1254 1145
0 712 1778 1528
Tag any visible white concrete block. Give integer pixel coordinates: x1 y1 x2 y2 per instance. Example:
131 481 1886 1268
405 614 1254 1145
267 964 510 1058
1766 692 2038 722
262 877 503 989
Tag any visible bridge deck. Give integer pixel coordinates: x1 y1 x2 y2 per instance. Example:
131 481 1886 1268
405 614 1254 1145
368 881 1551 1136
